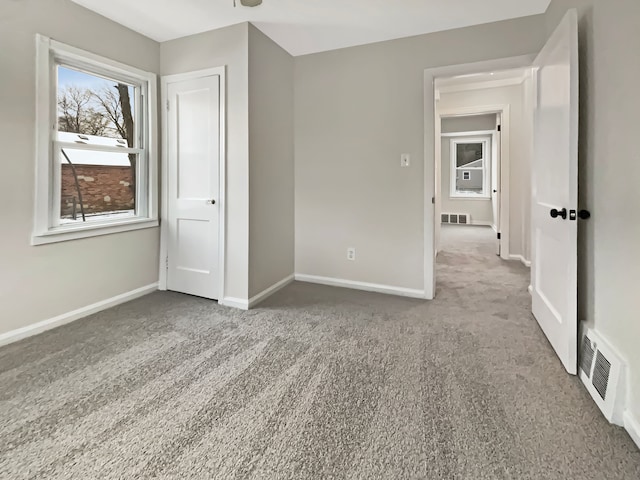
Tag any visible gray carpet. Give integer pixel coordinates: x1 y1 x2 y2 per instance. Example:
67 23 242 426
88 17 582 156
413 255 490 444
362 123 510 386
1 225 639 479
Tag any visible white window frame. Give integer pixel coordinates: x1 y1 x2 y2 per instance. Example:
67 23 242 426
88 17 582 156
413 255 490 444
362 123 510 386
449 135 491 199
33 35 158 245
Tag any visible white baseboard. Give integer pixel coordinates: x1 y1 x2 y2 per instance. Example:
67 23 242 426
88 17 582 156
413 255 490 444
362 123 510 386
0 283 159 348
509 254 532 268
295 274 425 299
248 274 294 308
624 411 640 451
219 297 249 310
471 221 493 227
219 275 294 311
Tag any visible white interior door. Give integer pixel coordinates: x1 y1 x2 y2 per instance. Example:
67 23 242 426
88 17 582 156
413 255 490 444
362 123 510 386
491 116 501 255
531 9 579 374
166 74 221 300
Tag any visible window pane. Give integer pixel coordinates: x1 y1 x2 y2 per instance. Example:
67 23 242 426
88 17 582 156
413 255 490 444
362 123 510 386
456 142 483 168
57 65 136 148
59 147 137 224
456 169 484 194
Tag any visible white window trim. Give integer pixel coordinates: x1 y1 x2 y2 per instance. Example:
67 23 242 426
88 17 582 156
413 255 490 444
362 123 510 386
449 135 492 199
33 34 158 245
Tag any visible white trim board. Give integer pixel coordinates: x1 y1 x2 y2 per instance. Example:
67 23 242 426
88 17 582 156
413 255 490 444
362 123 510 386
442 220 493 226
295 274 425 299
0 283 158 348
219 274 295 311
249 274 294 308
472 221 494 227
624 411 640 451
509 254 532 268
441 129 496 138
219 297 249 310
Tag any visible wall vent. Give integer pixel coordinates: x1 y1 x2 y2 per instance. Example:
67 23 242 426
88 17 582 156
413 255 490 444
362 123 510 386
579 335 595 376
579 327 626 426
592 351 611 400
442 213 470 225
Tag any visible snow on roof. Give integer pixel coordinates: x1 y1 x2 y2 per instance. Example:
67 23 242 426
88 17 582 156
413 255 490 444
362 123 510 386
459 159 483 169
58 132 131 167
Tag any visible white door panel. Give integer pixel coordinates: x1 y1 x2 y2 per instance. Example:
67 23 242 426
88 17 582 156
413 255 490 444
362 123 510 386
531 9 579 374
167 75 221 300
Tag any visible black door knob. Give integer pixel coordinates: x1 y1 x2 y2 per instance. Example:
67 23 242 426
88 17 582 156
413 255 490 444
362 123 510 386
550 208 567 220
207 199 216 205
578 210 591 219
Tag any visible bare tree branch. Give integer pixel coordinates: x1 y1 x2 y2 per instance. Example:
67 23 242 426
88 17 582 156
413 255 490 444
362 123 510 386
57 86 109 136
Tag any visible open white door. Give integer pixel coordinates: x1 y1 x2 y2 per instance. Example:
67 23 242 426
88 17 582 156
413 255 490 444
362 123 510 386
531 9 579 374
491 115 501 255
166 73 222 300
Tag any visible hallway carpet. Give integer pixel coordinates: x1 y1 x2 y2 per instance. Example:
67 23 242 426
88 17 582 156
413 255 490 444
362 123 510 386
1 226 639 479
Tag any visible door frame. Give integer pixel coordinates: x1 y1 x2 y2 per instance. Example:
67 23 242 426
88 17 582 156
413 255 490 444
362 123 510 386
158 66 227 301
436 104 510 260
423 54 534 299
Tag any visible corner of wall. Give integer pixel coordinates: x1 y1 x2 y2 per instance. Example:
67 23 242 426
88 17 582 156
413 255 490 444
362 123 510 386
247 24 295 298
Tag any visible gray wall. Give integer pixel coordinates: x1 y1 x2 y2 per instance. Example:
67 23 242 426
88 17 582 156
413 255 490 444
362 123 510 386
160 23 250 301
0 0 160 336
545 0 640 428
161 23 295 302
294 16 546 290
248 25 295 297
440 115 496 225
441 115 496 134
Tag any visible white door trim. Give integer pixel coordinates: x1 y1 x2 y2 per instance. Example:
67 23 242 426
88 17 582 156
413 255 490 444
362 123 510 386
423 54 534 300
159 66 227 302
437 104 511 259
441 129 496 138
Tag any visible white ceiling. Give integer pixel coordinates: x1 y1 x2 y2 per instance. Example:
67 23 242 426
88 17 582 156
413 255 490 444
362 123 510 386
71 0 551 57
436 67 530 89
434 67 531 99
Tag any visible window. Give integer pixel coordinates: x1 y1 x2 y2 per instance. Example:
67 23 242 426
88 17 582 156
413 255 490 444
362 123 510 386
449 136 491 199
33 35 157 244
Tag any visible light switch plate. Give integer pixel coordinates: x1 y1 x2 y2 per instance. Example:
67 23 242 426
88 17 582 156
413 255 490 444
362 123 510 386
401 154 410 167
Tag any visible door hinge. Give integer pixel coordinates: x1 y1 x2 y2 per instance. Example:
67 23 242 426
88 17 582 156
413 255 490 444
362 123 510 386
165 255 169 269
166 100 170 111
497 125 501 132
432 196 435 204
497 233 501 240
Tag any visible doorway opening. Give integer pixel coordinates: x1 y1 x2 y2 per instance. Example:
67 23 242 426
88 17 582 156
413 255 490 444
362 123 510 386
433 66 534 290
424 9 579 377
439 113 501 255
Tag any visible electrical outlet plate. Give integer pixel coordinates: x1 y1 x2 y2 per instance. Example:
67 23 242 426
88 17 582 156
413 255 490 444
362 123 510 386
347 247 356 261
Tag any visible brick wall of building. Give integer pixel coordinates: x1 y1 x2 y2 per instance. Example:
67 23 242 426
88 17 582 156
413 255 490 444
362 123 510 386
61 165 134 217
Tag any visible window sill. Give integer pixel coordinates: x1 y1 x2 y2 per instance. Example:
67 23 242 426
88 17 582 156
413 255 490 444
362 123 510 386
449 196 491 201
32 217 158 245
